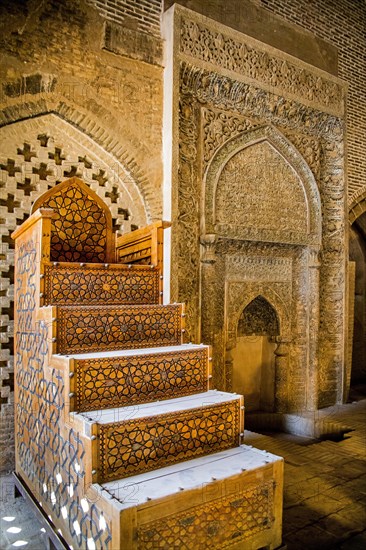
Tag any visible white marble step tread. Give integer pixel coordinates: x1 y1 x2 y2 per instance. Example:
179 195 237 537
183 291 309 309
56 343 208 360
74 390 241 425
98 445 282 510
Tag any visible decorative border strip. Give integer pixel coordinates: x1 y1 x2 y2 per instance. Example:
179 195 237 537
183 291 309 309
178 9 344 116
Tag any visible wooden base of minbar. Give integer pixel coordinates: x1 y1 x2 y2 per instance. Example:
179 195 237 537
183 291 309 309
15 444 283 550
112 445 283 549
12 207 284 550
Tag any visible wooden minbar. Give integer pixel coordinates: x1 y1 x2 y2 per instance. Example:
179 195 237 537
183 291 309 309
12 177 283 549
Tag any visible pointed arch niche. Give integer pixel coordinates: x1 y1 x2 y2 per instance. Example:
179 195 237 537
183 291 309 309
201 126 322 413
233 296 279 412
203 125 321 245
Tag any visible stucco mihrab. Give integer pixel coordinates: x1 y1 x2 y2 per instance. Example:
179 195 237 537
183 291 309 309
167 6 346 411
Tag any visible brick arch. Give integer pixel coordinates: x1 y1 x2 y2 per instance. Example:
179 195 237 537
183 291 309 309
0 93 160 222
349 189 366 225
0 113 148 230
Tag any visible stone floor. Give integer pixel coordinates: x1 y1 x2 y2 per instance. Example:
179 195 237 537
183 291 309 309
1 390 365 550
245 387 366 550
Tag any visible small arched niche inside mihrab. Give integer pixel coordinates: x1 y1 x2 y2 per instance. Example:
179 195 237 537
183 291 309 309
232 296 280 412
215 140 309 243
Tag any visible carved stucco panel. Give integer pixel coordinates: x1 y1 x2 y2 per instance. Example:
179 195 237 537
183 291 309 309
225 255 293 283
202 107 322 180
318 135 346 405
215 141 309 241
204 124 322 246
202 108 257 167
179 12 344 116
180 63 344 140
237 296 280 337
226 282 291 349
172 94 201 340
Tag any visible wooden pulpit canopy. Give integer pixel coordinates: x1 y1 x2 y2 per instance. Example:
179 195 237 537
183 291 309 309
31 176 114 263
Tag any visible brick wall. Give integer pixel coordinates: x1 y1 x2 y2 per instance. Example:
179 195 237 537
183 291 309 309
91 0 162 36
259 0 366 204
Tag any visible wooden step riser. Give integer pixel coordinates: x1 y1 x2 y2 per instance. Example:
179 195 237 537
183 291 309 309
56 304 184 354
95 398 243 483
42 262 161 306
71 347 211 412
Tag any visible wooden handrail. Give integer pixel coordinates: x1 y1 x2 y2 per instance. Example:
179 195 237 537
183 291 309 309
115 221 171 273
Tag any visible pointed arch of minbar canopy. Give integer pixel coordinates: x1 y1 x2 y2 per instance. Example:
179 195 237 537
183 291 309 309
32 176 114 263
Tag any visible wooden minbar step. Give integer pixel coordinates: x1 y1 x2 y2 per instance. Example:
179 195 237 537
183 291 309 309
41 262 162 306
65 344 211 412
74 390 244 483
55 303 185 354
97 445 284 550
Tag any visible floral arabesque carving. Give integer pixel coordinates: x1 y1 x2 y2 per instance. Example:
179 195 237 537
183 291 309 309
202 107 322 181
202 108 256 166
238 296 280 337
172 93 201 341
204 125 322 246
181 63 344 140
180 18 343 115
227 283 291 349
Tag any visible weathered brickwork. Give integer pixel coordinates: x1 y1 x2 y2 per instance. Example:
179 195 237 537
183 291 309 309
259 0 366 205
91 0 162 36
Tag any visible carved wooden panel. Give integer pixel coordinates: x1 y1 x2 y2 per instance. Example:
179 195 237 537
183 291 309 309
43 263 160 306
32 177 113 263
99 400 240 482
137 480 274 549
57 304 184 354
73 347 209 412
13 215 112 549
